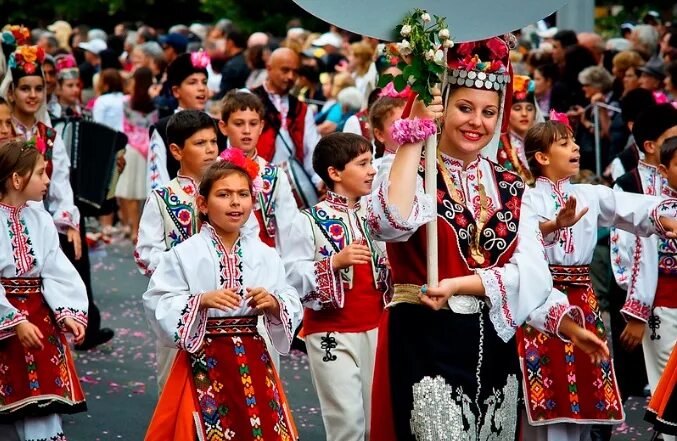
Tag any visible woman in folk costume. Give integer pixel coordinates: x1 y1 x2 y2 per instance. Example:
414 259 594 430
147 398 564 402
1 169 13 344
496 74 541 185
518 117 677 441
0 140 88 441
0 45 81 253
367 34 608 441
143 155 302 441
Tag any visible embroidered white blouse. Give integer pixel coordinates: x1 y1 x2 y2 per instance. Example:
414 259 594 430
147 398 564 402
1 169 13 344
610 162 677 321
367 152 580 342
143 224 302 355
0 203 88 340
12 118 80 232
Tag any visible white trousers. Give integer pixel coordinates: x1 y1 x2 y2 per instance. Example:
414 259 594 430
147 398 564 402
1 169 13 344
521 413 591 441
306 328 378 441
155 315 280 392
0 414 63 441
643 306 677 441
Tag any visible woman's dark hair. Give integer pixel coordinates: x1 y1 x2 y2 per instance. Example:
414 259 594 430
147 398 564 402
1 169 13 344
0 140 41 193
536 63 560 83
130 67 156 114
198 160 253 223
562 46 596 85
99 49 123 70
245 44 268 70
524 120 573 178
99 68 124 94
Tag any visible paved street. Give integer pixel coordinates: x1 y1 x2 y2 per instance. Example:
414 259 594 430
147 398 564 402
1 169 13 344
63 239 654 440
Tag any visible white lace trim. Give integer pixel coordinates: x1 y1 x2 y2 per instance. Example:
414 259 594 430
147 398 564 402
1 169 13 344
477 269 515 343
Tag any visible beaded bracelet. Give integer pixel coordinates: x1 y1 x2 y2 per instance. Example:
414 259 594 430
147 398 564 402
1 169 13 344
390 118 438 146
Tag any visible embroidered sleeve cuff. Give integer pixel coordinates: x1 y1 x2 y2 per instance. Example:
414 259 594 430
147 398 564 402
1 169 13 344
54 210 80 231
303 257 344 310
621 298 651 322
133 249 153 277
173 292 209 353
264 293 294 355
0 310 27 340
54 307 88 329
550 305 585 342
478 268 517 343
652 199 677 237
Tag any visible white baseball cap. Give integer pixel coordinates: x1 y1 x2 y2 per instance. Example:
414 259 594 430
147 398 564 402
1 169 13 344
312 32 342 49
78 38 107 55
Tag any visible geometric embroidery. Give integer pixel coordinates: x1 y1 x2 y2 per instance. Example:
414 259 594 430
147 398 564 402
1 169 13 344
2 205 37 275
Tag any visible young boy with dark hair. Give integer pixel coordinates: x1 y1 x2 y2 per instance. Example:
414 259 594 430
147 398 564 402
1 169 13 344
146 53 228 191
135 109 218 390
218 90 298 251
285 132 390 440
611 106 677 413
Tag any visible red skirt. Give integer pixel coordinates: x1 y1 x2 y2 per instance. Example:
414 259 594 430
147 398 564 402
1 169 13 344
518 266 624 425
0 277 86 422
145 316 298 441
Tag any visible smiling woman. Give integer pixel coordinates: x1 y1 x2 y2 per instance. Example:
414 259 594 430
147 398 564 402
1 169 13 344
366 36 591 441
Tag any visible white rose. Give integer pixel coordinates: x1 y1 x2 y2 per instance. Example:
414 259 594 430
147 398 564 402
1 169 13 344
425 49 435 61
439 28 450 40
434 49 445 65
443 39 455 49
421 12 431 23
398 40 412 56
400 24 412 37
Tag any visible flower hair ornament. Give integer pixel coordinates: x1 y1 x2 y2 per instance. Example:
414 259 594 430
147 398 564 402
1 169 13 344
512 75 534 103
1 25 30 55
379 81 413 100
446 37 511 91
54 53 79 80
217 148 264 196
190 50 210 69
8 45 45 76
549 109 571 130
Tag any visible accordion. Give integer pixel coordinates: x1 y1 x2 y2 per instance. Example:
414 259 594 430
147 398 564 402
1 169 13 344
55 117 128 213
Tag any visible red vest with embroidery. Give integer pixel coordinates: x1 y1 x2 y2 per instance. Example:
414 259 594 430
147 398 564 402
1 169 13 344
386 159 523 285
252 86 306 163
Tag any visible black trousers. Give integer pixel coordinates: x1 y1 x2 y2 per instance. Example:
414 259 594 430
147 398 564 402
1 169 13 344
58 216 102 338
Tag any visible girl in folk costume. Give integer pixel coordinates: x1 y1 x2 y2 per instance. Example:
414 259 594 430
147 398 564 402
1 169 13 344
367 34 608 441
518 116 677 440
0 140 88 441
53 54 85 118
218 90 298 251
643 136 677 441
143 157 302 441
0 45 81 261
497 75 541 185
368 83 410 169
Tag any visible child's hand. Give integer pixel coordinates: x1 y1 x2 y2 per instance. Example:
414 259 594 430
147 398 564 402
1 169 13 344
332 243 372 271
620 317 645 351
16 321 44 350
199 288 242 311
245 287 280 319
62 317 86 345
67 227 82 260
555 196 588 229
419 278 458 311
569 327 610 365
659 216 677 239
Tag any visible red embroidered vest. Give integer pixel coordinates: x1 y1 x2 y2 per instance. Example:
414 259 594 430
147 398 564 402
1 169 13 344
387 159 524 285
252 86 306 164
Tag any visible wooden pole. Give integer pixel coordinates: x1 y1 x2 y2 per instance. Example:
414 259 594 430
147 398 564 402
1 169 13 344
425 134 438 287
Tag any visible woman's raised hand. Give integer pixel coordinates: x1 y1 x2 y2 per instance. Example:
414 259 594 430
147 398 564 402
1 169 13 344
409 87 444 122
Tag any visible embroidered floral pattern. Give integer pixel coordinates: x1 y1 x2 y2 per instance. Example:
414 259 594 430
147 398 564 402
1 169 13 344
54 306 88 328
2 204 37 275
206 225 244 295
621 297 652 322
257 161 279 238
302 257 344 310
155 179 198 248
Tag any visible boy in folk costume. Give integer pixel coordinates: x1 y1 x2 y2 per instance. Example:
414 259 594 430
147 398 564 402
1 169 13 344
518 116 677 440
135 110 219 389
146 52 228 192
610 105 677 392
285 132 390 440
143 157 301 441
218 90 299 251
0 140 88 441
